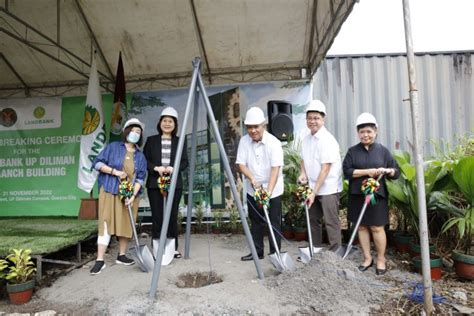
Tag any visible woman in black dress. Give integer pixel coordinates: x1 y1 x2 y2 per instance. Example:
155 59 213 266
342 113 399 275
143 107 188 259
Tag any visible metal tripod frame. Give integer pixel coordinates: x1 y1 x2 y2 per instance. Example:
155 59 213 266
149 57 264 298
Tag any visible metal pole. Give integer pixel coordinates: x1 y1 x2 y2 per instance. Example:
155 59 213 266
184 88 200 259
402 0 433 314
149 58 200 299
197 73 264 280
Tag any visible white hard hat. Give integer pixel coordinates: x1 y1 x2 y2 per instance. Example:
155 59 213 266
306 100 326 115
244 107 266 125
160 106 178 119
356 112 378 128
123 118 145 131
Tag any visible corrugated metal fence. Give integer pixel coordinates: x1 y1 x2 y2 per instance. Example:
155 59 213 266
312 51 473 155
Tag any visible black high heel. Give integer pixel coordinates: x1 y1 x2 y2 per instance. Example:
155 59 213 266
358 259 374 272
376 265 387 275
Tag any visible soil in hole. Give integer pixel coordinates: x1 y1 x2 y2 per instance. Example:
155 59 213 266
176 271 223 288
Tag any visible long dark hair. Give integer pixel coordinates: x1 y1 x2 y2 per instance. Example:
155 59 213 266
157 116 178 136
122 125 144 146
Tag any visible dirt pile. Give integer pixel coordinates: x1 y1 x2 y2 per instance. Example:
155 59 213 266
265 250 386 314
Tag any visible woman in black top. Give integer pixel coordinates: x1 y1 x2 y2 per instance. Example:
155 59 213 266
342 113 399 275
143 107 188 259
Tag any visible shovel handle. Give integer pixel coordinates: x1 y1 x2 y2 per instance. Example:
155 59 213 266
262 205 281 258
126 200 141 251
304 204 314 257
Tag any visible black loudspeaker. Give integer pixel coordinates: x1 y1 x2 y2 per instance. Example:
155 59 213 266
267 100 293 141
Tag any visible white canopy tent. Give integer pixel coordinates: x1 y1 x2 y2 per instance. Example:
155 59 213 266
0 0 356 98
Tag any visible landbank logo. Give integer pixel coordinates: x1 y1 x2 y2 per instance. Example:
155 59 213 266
24 104 55 125
0 108 18 128
33 106 46 119
81 105 100 135
0 97 61 131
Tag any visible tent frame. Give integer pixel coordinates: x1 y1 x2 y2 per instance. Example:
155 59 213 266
149 57 264 299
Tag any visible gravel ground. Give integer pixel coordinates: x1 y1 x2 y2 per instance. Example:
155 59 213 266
0 234 472 315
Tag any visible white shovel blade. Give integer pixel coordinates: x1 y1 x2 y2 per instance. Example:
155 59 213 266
299 246 326 264
269 252 295 273
298 247 312 264
153 238 176 266
269 253 285 272
280 252 296 271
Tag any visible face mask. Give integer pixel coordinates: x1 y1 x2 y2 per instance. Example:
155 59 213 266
127 131 140 144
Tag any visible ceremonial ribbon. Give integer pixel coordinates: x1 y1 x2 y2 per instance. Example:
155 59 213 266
118 180 134 201
254 187 270 209
361 177 381 205
158 174 171 197
296 183 313 206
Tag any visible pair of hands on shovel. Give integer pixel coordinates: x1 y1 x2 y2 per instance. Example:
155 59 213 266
154 166 174 176
251 181 273 196
365 167 395 178
112 170 138 206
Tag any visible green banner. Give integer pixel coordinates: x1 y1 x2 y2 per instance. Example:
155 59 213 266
0 95 112 216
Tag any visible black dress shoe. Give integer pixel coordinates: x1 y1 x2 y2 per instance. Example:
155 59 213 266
376 268 387 275
241 253 264 261
358 259 374 272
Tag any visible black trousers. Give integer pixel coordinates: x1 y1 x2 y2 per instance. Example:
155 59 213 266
247 194 282 255
147 188 182 250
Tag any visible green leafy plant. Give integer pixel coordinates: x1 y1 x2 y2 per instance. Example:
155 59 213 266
431 135 474 162
281 138 301 228
177 210 184 234
441 156 474 255
386 151 453 237
212 211 223 232
228 207 240 233
194 202 205 232
0 249 36 284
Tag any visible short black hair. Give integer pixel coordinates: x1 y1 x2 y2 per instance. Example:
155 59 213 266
157 116 179 136
306 111 326 118
122 125 144 146
356 123 377 131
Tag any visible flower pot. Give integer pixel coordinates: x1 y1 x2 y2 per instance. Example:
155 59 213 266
394 232 413 253
6 279 35 305
282 226 294 240
412 254 443 280
409 240 436 258
293 227 308 242
230 227 240 235
386 230 397 248
452 250 474 280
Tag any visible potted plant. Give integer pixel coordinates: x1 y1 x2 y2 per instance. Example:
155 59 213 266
441 156 474 280
177 210 184 235
0 248 37 304
291 205 308 241
281 211 294 240
281 138 302 240
387 151 451 253
212 211 223 234
412 253 443 280
194 202 205 234
228 207 240 234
